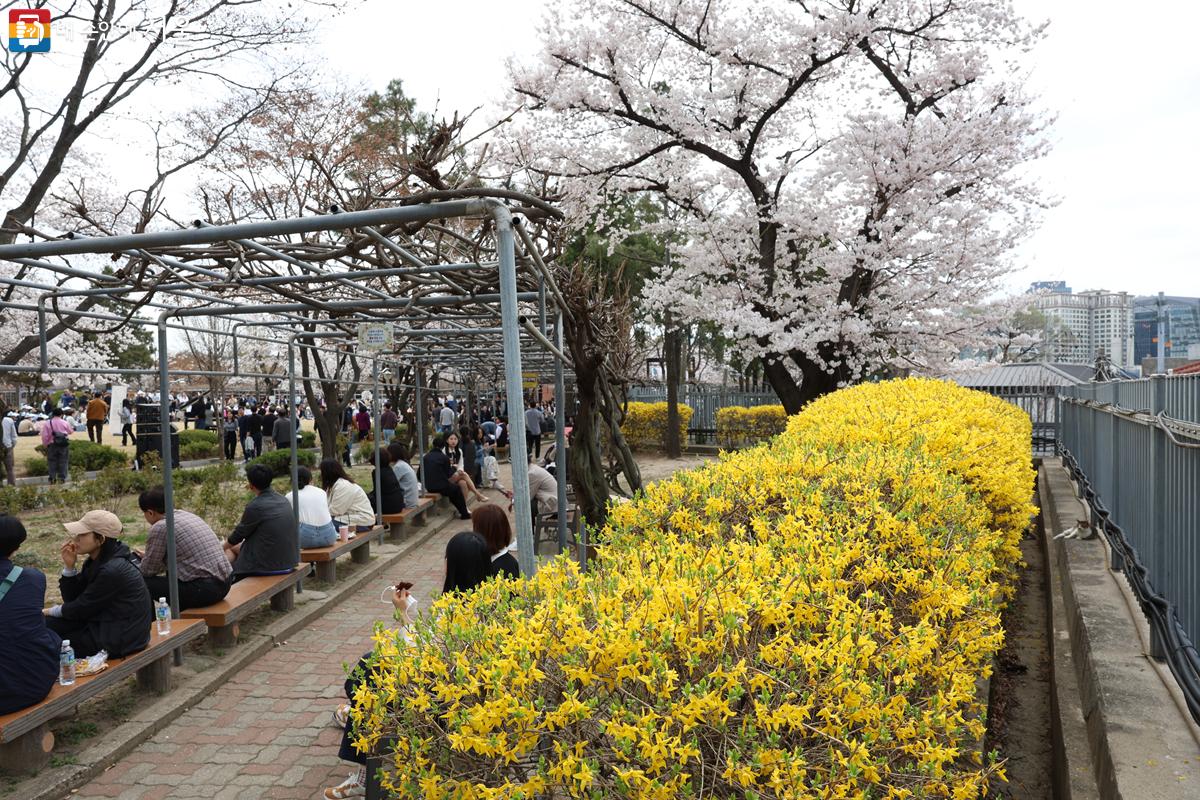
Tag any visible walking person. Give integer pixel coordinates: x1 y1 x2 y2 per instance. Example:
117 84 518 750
222 410 239 460
1 406 17 486
85 392 108 444
119 399 134 446
41 408 72 484
524 401 545 459
380 402 397 443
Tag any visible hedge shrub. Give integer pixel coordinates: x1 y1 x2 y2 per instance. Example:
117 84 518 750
178 429 219 448
31 439 129 473
715 404 788 448
299 429 317 449
247 447 316 477
620 401 692 450
351 378 1034 798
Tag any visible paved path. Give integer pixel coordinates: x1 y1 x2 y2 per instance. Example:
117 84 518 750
73 525 458 800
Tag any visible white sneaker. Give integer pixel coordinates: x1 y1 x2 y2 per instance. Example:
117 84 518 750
323 773 365 798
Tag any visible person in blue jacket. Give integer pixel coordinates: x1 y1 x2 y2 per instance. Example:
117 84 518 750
0 515 62 714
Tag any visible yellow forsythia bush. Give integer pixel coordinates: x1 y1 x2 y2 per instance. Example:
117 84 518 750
620 401 692 450
353 378 1035 799
715 404 787 447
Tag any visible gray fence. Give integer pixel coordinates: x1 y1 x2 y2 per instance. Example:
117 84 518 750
1059 374 1200 656
627 386 778 441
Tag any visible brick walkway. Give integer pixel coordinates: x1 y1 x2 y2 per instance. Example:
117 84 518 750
73 525 460 800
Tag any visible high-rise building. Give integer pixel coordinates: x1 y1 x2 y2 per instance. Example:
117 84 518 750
1031 288 1135 367
1132 295 1200 367
1029 280 1071 294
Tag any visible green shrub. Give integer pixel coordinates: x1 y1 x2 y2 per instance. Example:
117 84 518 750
179 441 219 461
248 447 316 477
35 439 129 471
177 429 219 448
298 429 317 448
24 456 48 477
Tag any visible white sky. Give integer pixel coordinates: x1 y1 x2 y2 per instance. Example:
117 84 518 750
20 0 1200 299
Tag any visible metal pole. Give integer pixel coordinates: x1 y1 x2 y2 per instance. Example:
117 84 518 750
156 318 181 665
414 367 426 491
373 359 383 525
489 204 535 576
1157 291 1166 375
289 340 302 586
554 314 569 555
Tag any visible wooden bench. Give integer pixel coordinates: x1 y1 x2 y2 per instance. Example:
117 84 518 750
0 619 206 774
380 496 435 541
180 568 304 648
301 526 385 582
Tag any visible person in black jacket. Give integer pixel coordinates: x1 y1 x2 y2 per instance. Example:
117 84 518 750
223 464 298 581
422 436 471 519
42 510 152 658
473 503 519 580
0 515 61 714
237 409 254 462
365 448 404 515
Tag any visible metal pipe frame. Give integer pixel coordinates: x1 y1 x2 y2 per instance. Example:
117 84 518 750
0 199 565 581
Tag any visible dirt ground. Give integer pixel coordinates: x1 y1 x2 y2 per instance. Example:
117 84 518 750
984 527 1053 798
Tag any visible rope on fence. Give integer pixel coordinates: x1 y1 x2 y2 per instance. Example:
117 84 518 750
1059 447 1200 726
1062 397 1200 446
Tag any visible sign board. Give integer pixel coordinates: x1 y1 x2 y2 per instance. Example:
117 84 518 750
358 323 393 352
522 371 539 389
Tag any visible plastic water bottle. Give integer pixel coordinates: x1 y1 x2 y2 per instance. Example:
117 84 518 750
155 597 171 635
59 640 75 686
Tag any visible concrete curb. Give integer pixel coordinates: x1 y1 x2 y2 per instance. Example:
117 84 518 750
13 513 459 800
1040 460 1200 799
1038 465 1101 800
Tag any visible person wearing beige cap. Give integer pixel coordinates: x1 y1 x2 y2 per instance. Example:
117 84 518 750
43 509 152 658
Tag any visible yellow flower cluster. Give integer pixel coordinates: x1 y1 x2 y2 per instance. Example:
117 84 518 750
620 401 693 451
353 378 1035 799
715 404 788 448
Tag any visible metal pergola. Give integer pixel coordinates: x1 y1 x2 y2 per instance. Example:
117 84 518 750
0 199 574 627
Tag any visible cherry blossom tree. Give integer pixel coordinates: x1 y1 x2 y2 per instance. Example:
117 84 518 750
509 0 1051 412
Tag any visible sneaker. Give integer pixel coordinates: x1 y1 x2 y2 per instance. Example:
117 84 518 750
331 703 350 728
323 773 365 798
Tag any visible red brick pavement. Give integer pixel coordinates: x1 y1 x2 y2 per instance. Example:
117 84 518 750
73 525 461 800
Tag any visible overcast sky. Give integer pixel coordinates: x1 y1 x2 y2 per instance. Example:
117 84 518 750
28 1 1200 300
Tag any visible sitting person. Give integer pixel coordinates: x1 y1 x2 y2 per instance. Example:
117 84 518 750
443 431 487 504
0 515 62 714
527 459 560 519
42 510 152 658
386 442 421 510
423 436 471 520
324 530 492 799
366 448 405 515
137 487 232 610
223 464 298 581
288 466 338 548
473 503 519 580
320 458 376 533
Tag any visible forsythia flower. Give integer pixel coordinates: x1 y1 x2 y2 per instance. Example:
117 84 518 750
355 378 1032 798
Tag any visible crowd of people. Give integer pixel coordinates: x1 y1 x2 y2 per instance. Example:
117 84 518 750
0 386 570 799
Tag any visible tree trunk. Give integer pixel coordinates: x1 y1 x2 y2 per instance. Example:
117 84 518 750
663 323 683 458
568 391 612 528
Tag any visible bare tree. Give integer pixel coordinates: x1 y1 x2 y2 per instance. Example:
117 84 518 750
0 0 323 365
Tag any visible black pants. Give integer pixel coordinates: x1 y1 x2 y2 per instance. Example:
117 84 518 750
436 484 470 518
251 434 262 458
526 432 540 458
120 423 134 446
44 617 103 658
223 431 238 460
143 575 229 610
338 652 373 765
87 419 104 443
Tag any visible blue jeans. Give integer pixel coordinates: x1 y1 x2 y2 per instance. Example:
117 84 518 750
299 521 338 548
382 428 394 442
